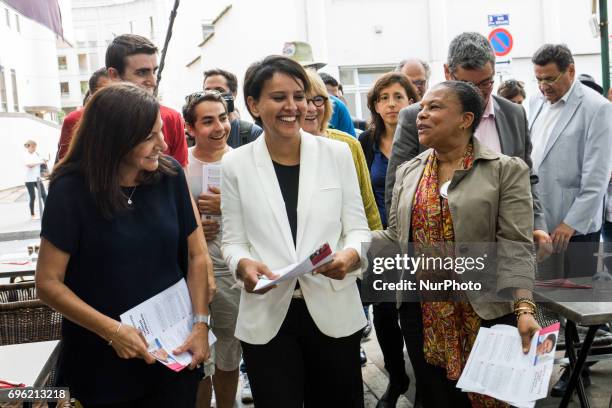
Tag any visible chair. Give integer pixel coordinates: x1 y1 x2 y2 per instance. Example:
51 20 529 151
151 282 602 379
0 281 62 388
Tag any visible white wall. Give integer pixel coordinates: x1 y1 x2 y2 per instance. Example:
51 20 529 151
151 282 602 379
62 0 610 118
0 2 62 114
161 0 309 113
0 114 60 190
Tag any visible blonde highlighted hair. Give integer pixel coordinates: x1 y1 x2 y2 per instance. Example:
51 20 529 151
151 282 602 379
305 69 334 134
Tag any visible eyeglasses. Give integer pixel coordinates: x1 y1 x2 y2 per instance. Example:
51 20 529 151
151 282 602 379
451 74 495 91
307 95 328 107
535 71 565 86
411 80 427 88
377 94 409 105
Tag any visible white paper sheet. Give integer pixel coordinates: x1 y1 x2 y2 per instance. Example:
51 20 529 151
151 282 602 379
202 163 222 226
457 322 559 406
253 243 334 291
120 278 216 372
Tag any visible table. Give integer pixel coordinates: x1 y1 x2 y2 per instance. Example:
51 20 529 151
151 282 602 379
0 340 59 386
535 282 612 408
0 262 36 282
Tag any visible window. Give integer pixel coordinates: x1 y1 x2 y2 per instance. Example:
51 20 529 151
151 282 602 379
78 54 88 72
57 56 67 70
5 9 10 28
80 81 88 96
10 69 18 111
15 14 19 32
202 23 214 42
0 66 7 111
60 82 70 95
149 16 154 38
338 66 394 120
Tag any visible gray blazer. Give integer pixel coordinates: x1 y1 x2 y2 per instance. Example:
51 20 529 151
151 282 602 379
528 82 612 235
372 139 535 320
385 94 545 231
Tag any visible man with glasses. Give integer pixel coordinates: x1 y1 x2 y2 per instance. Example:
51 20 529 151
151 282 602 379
528 44 612 395
397 58 430 99
387 32 547 244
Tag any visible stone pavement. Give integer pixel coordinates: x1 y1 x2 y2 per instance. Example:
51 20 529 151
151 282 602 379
0 185 43 241
0 185 611 407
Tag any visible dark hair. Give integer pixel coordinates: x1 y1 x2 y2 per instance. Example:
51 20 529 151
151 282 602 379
531 44 574 72
366 72 419 144
203 68 238 95
83 67 110 105
89 67 109 93
53 83 175 219
544 333 557 348
243 55 310 126
447 32 495 73
436 81 485 133
182 91 228 126
497 79 526 101
105 34 158 75
319 72 339 87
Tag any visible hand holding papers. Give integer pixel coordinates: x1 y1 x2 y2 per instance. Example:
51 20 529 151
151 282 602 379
457 323 560 407
120 279 216 372
253 243 334 292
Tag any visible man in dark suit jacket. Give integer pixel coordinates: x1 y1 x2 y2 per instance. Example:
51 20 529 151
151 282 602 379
386 32 548 247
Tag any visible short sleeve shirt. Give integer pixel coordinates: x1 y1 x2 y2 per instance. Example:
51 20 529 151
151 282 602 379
41 160 198 404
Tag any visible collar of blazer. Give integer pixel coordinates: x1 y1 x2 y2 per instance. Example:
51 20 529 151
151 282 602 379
252 130 319 258
529 82 584 164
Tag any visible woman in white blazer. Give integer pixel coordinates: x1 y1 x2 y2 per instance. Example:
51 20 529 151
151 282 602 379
221 55 371 407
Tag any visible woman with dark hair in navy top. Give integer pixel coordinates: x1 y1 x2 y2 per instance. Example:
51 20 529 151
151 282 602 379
358 72 418 407
36 83 212 407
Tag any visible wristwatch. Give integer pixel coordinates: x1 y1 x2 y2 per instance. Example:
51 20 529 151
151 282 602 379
192 314 210 327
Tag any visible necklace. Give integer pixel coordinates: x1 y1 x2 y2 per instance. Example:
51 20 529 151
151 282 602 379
127 186 137 206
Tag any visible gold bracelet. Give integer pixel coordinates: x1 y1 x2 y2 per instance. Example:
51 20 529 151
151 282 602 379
514 306 535 316
108 322 122 346
514 298 536 311
516 310 535 320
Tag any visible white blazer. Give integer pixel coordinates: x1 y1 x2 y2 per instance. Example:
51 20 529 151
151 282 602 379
221 131 371 344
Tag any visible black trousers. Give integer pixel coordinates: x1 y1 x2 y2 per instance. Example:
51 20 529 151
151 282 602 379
25 180 47 215
398 302 515 408
84 371 200 408
564 230 601 278
241 298 364 408
372 302 407 383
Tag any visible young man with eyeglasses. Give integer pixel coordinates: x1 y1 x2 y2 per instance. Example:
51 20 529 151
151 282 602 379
384 32 550 408
202 69 263 149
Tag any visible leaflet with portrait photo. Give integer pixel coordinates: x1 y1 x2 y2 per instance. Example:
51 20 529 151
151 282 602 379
120 278 216 372
457 323 559 405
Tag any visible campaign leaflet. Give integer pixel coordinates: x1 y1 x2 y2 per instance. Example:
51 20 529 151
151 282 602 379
253 242 334 292
120 278 216 372
457 323 560 407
